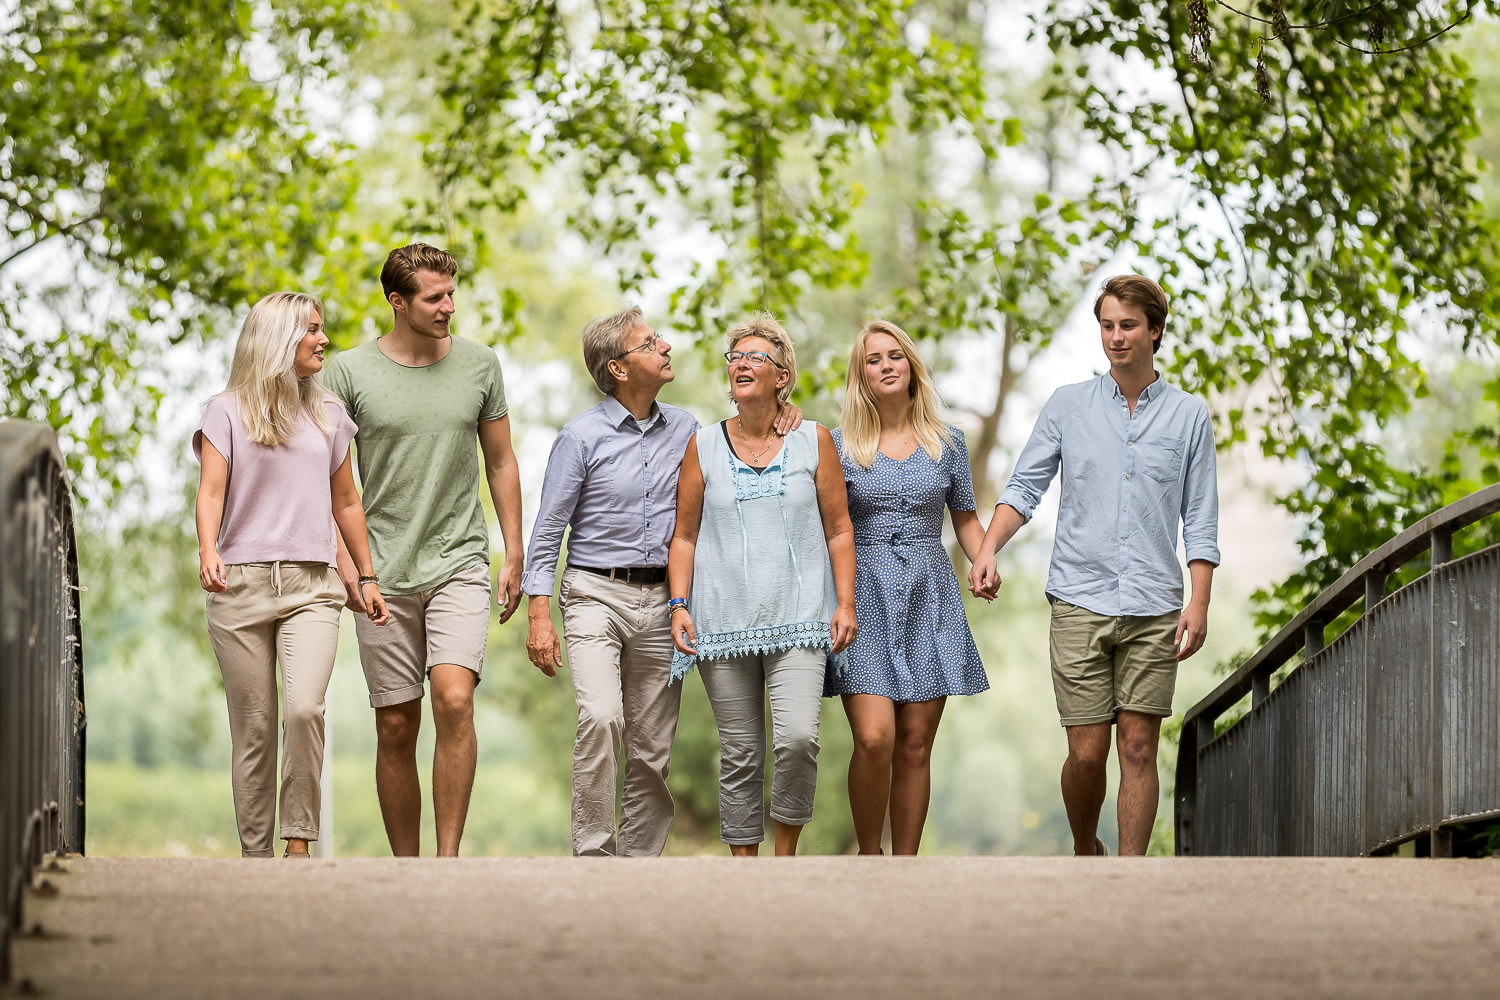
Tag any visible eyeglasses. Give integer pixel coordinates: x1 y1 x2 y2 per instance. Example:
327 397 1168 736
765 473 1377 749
724 350 784 370
615 335 661 360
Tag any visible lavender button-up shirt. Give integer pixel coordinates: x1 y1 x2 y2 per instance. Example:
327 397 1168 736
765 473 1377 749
998 372 1220 617
521 395 699 597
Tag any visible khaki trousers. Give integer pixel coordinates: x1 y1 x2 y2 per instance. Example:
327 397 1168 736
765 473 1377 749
559 568 682 856
205 562 343 857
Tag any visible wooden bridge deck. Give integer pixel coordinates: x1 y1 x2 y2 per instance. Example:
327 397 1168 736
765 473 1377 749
10 855 1500 999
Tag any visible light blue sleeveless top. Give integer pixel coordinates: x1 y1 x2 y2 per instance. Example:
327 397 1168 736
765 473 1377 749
671 420 843 680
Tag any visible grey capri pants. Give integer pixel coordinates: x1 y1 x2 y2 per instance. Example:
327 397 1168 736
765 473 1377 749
697 646 825 845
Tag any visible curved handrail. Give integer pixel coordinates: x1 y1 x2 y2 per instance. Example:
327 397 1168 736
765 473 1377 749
1184 484 1500 730
1176 482 1500 856
1 421 86 981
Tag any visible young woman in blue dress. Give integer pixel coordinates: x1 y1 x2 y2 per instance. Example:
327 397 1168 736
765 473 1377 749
829 320 989 855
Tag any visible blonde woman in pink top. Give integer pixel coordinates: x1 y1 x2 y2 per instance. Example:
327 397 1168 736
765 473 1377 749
194 291 390 858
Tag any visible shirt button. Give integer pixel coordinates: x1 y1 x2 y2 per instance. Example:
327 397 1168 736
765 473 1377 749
1124 474 1131 480
1121 507 1126 512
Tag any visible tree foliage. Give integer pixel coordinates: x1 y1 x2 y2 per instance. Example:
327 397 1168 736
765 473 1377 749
0 0 374 495
433 0 996 336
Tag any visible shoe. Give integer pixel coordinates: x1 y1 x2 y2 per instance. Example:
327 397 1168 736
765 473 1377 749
283 849 312 858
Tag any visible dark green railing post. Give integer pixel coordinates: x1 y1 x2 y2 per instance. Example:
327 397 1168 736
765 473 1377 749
1 421 86 982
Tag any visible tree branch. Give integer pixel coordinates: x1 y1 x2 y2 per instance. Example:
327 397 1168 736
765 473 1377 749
0 212 103 272
1332 8 1472 54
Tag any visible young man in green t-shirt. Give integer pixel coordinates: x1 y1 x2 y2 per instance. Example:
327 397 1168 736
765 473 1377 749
327 243 524 856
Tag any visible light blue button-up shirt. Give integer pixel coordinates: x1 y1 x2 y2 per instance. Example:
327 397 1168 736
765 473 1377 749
998 372 1219 617
521 395 699 597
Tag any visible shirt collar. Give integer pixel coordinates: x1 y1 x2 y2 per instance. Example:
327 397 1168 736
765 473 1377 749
603 393 662 431
1104 371 1165 402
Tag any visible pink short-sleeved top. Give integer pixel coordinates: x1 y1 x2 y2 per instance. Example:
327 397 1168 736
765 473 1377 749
193 393 358 567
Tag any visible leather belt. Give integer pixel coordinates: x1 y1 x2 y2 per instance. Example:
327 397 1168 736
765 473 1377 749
571 564 668 585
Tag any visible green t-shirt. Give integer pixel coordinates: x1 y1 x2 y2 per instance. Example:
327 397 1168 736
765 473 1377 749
323 336 508 595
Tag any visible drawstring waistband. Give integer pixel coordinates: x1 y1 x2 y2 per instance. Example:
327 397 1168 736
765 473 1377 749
271 560 283 597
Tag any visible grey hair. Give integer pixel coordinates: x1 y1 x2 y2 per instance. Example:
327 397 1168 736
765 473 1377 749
725 311 797 406
581 306 647 395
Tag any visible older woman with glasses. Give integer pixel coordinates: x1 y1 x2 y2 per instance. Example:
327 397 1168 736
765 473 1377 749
668 312 856 856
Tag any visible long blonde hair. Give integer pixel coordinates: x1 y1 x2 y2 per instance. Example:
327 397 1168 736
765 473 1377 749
221 291 333 446
839 320 955 469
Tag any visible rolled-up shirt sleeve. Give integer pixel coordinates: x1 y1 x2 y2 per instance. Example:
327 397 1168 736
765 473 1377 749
521 429 586 597
997 395 1063 523
1180 405 1221 566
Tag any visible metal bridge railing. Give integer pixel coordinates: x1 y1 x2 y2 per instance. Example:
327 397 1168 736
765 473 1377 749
1176 484 1500 856
1 421 86 981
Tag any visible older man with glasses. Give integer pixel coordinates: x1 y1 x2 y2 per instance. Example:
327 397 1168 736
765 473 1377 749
522 306 798 856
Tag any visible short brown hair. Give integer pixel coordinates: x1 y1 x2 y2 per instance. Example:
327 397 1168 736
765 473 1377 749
581 306 647 395
380 243 459 302
725 312 797 406
1093 274 1169 353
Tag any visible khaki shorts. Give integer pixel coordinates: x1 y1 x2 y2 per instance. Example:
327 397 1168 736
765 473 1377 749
1048 599 1179 727
354 562 492 708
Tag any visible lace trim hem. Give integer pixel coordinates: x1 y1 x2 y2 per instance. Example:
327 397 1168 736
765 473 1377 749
671 620 847 681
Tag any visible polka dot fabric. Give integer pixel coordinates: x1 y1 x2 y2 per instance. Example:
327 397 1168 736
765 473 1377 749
825 427 989 702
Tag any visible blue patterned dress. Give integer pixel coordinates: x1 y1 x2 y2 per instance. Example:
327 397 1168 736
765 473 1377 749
825 426 988 702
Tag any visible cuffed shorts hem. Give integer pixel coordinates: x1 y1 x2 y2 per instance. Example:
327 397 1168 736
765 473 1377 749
369 682 426 709
1116 701 1173 718
280 827 319 840
1059 711 1119 728
428 648 484 673
243 849 275 859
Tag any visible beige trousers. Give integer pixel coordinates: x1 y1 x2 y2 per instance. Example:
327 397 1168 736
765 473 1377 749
559 568 682 857
205 562 343 857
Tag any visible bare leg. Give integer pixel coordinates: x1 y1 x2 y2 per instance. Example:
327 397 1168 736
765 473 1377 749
889 698 946 856
374 701 423 856
1061 721 1112 856
842 694 895 855
284 837 310 856
774 820 802 856
430 664 478 857
729 844 759 858
1115 711 1163 856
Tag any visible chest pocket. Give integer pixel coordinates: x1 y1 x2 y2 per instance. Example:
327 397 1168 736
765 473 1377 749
1142 444 1184 484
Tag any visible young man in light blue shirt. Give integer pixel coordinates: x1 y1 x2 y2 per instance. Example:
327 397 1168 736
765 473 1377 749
969 274 1219 857
522 307 796 855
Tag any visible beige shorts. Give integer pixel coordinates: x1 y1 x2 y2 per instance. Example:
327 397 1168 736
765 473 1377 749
354 562 492 708
1048 599 1179 727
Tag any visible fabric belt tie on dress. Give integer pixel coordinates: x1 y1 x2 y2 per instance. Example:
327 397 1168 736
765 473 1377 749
571 565 667 585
